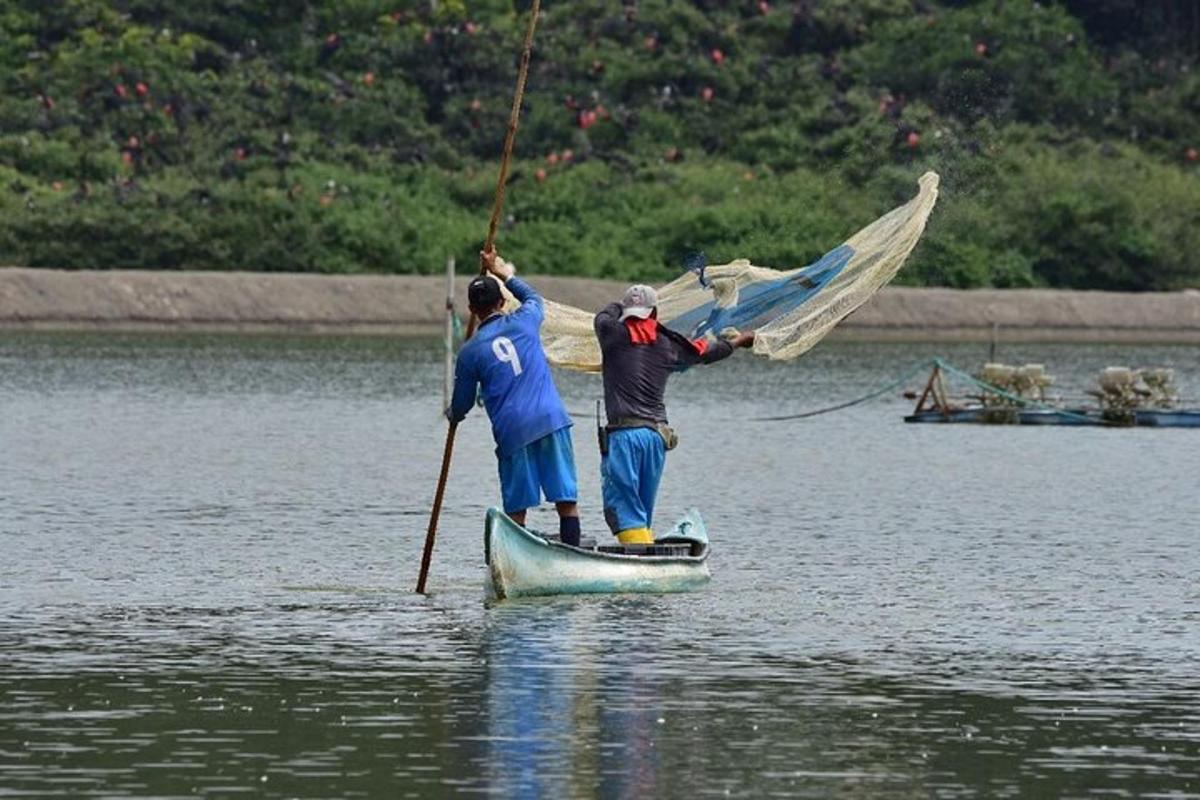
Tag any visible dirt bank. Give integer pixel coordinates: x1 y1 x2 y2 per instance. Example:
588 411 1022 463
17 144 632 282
2 267 1199 342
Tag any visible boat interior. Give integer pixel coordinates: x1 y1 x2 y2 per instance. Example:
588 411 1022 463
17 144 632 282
534 531 701 558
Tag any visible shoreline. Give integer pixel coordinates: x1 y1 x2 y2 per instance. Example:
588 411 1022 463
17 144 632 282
3 267 1199 342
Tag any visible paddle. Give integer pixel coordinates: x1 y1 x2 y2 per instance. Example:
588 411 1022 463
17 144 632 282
416 0 542 594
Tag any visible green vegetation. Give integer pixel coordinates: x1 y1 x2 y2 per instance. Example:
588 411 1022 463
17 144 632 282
1 0 1197 288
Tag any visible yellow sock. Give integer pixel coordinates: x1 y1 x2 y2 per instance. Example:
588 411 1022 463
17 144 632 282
616 527 654 545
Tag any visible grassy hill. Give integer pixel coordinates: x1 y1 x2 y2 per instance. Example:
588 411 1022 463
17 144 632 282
1 0 1198 289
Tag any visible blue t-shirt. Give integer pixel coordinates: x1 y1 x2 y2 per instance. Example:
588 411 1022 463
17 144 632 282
449 277 572 456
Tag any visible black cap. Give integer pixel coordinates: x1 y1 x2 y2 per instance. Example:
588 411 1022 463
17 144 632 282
468 275 503 311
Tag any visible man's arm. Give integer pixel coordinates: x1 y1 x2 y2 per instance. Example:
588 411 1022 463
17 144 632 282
594 302 626 348
666 329 754 369
482 249 542 323
447 352 478 423
505 275 543 323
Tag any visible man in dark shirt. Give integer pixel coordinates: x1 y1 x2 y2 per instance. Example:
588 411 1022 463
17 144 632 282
594 284 754 544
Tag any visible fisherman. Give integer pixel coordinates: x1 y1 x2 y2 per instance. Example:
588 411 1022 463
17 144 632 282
447 248 582 546
594 285 754 544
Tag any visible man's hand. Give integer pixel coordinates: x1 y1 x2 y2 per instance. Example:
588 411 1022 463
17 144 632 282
480 247 515 281
732 330 756 349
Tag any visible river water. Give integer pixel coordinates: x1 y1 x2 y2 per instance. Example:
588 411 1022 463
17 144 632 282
2 331 1199 798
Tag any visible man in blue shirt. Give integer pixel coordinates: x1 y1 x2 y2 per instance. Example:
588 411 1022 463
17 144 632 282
447 249 581 546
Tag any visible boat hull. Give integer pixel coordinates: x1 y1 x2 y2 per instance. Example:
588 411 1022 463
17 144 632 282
905 408 1200 427
485 508 711 601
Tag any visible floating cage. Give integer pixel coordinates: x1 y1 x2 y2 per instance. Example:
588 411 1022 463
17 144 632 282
975 362 1054 406
1142 368 1178 408
1092 366 1177 411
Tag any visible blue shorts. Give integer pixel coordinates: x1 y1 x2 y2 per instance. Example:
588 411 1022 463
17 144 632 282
498 427 578 514
601 427 666 533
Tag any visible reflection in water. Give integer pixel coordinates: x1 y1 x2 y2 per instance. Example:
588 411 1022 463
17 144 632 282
2 332 1199 796
484 602 666 799
1 600 1198 797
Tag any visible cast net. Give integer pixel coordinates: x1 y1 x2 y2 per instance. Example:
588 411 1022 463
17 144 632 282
534 171 940 372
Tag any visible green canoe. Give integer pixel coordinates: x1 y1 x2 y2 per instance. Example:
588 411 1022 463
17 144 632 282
484 507 712 601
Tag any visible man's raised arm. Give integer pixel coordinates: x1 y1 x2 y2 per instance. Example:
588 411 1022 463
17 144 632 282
594 302 626 348
482 248 542 323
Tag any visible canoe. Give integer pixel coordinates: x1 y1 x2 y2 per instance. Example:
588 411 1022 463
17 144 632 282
484 507 712 601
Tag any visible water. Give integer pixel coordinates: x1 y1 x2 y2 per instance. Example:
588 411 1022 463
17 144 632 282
2 331 1199 798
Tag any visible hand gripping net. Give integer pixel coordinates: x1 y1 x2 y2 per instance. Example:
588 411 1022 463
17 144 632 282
536 171 940 372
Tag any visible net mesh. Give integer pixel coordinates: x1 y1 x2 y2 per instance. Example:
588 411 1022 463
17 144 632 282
534 171 940 372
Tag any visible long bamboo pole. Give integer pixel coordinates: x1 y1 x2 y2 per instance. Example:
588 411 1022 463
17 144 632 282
416 0 541 594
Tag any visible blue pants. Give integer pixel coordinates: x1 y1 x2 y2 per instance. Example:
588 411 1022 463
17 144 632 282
601 427 665 533
498 427 578 514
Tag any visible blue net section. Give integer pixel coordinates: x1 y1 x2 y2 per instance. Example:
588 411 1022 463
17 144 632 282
665 245 855 340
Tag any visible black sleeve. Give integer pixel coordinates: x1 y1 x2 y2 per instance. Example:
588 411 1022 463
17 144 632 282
594 303 626 348
699 339 735 365
661 327 734 370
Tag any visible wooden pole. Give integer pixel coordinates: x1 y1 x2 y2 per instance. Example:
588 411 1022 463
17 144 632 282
416 0 541 594
416 420 457 595
463 0 541 342
913 364 939 414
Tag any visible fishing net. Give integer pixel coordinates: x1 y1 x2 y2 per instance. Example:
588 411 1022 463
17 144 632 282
529 171 939 372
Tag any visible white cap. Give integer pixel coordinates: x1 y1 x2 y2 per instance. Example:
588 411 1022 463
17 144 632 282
619 284 658 320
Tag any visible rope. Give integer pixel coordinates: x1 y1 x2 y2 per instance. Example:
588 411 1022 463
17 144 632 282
750 357 1121 425
752 360 934 421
